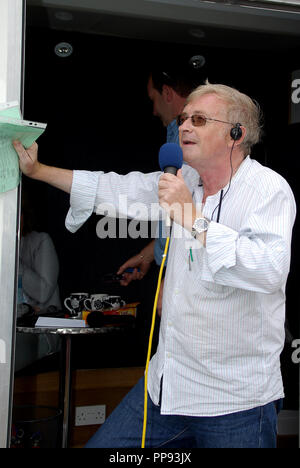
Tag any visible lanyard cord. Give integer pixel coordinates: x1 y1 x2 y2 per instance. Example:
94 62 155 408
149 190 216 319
210 140 236 223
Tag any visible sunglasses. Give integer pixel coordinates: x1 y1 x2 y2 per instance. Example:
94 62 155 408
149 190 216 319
177 113 234 128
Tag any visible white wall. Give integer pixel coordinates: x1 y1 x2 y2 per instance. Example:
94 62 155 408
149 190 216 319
0 0 24 448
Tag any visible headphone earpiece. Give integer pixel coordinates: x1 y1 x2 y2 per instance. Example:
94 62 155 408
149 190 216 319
230 123 242 141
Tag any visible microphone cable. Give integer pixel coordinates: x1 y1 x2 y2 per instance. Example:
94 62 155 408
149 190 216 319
141 235 170 448
142 141 182 447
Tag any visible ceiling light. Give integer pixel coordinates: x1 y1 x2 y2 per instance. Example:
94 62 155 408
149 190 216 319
189 29 206 39
54 11 74 22
189 55 206 69
54 42 73 58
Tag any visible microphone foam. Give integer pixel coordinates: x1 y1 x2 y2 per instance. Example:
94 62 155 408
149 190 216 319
159 143 183 172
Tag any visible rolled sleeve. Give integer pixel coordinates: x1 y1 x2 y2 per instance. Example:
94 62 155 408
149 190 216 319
65 170 102 233
206 221 239 275
203 185 296 294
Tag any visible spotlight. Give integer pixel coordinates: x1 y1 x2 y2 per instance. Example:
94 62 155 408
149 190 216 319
54 42 73 58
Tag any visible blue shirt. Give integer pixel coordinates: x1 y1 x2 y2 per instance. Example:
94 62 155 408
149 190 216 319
154 119 179 265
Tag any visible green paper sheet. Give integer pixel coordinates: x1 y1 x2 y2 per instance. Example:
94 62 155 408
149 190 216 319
0 104 46 193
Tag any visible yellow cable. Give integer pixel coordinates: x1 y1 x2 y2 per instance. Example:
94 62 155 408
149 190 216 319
141 236 170 448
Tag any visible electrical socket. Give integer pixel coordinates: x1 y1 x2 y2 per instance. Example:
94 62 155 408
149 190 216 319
75 404 106 426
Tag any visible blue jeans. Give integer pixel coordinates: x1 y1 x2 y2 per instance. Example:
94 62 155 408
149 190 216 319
85 377 282 448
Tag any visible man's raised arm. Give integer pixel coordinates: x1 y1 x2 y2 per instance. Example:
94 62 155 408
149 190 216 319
13 141 73 194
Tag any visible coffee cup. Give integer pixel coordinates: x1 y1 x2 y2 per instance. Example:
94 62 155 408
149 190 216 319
64 292 89 317
103 295 126 310
84 294 110 311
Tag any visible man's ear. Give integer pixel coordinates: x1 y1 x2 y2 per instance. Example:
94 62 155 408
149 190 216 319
162 84 174 103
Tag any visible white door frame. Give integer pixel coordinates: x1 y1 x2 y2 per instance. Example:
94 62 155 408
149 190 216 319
0 0 25 448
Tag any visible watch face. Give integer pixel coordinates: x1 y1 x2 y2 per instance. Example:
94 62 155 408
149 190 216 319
193 217 209 233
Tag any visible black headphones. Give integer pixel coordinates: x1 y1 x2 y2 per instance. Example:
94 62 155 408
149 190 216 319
230 123 242 141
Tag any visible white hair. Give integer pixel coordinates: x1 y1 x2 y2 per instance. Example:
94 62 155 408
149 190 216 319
186 81 263 154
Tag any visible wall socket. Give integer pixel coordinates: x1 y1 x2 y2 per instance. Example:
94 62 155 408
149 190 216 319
75 405 106 426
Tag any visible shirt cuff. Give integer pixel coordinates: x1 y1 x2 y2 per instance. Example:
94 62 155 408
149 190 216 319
205 221 239 276
65 170 101 233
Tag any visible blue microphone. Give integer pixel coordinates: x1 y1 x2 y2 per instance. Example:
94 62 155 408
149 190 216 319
158 143 183 226
159 143 183 175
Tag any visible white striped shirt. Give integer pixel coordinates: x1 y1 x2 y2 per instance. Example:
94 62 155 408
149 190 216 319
66 156 296 416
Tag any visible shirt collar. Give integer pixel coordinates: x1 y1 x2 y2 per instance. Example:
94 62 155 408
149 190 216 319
167 119 179 144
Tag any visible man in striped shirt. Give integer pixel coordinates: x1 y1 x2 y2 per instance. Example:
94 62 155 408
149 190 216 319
14 82 296 448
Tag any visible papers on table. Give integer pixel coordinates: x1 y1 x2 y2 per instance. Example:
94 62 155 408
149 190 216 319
35 316 86 328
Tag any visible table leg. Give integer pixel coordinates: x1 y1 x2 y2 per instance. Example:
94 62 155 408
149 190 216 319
60 335 72 448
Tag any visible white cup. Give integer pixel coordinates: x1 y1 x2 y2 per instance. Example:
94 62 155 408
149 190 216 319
64 292 89 317
84 294 110 311
102 295 126 310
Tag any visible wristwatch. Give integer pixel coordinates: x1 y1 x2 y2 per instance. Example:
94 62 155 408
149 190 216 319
191 217 210 238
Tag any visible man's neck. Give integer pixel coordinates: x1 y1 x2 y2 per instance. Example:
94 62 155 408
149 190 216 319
198 154 244 201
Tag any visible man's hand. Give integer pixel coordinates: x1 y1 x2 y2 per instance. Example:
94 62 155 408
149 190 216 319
13 141 41 178
117 257 150 286
117 241 155 286
158 169 196 230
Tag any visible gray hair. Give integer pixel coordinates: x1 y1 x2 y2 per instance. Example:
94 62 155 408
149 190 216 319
186 82 263 155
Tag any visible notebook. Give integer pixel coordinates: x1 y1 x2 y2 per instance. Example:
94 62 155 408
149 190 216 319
0 102 47 193
35 316 86 329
